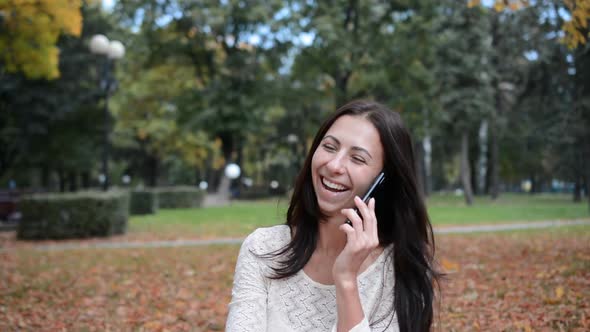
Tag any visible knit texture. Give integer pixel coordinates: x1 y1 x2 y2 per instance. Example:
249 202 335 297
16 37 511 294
226 225 399 332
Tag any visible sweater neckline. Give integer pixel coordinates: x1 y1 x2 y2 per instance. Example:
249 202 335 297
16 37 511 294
298 244 392 289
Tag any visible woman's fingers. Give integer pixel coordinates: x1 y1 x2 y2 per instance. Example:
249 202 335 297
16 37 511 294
341 196 379 247
363 198 378 241
353 196 378 238
354 196 371 226
334 197 379 279
338 222 355 239
341 207 363 233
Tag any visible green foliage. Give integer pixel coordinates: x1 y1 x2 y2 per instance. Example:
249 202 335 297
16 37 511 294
17 190 129 240
111 60 215 171
130 189 158 215
155 186 205 209
0 0 588 212
0 3 118 187
112 0 289 173
503 1 589 190
435 2 495 133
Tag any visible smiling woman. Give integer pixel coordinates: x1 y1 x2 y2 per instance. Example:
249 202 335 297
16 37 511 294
311 115 384 217
226 100 442 332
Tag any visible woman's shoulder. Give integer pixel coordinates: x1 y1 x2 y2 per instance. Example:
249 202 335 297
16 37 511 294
242 224 291 254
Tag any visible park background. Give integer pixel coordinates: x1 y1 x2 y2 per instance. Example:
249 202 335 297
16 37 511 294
1 0 590 331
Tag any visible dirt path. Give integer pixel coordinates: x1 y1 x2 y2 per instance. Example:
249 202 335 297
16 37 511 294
1 219 587 252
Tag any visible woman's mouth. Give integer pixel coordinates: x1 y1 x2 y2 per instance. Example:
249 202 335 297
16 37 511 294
321 177 350 193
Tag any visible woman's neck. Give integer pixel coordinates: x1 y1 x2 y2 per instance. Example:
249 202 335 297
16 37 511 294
316 216 347 255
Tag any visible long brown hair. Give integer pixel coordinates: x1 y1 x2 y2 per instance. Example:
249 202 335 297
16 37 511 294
263 100 441 332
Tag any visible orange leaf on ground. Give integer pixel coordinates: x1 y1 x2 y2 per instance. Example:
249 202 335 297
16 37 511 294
441 258 460 273
556 285 565 299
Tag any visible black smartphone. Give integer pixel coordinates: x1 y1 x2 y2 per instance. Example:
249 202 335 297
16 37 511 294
344 171 385 227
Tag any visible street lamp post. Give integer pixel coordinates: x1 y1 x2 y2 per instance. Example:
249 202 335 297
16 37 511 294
89 34 125 191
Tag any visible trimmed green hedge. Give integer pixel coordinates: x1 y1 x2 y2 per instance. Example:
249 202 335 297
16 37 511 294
156 186 205 209
130 189 158 215
238 186 271 200
17 191 129 240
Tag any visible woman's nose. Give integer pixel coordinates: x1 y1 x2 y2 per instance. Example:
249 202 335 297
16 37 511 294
326 154 345 174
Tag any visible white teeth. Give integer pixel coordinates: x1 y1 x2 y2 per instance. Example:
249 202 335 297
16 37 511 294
322 177 347 191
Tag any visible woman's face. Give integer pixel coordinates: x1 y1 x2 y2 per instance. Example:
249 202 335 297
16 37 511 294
311 115 384 217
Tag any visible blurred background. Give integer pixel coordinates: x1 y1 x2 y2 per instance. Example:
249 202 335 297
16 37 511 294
0 0 589 209
1 2 589 330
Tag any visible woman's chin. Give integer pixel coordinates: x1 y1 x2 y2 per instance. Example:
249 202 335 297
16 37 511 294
318 202 351 220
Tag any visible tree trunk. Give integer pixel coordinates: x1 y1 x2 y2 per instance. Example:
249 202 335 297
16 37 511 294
203 156 216 193
460 133 474 205
194 168 202 187
414 140 426 198
489 110 500 199
530 174 537 194
478 120 488 194
67 171 78 192
81 171 91 189
40 165 50 189
147 155 159 187
581 134 590 212
424 137 433 196
573 176 582 202
470 155 478 195
209 168 222 193
57 168 66 193
335 72 350 107
216 131 235 193
484 138 491 195
231 137 244 194
489 13 500 200
334 2 356 108
421 107 433 195
586 160 590 213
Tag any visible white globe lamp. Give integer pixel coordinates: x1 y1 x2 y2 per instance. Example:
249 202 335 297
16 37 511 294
89 34 110 55
108 40 126 59
225 163 241 179
199 181 209 190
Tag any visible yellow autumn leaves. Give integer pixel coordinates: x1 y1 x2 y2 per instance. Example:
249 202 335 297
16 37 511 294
562 0 590 49
467 0 529 11
0 0 83 79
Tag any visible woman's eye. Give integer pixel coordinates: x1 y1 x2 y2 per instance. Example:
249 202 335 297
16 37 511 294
352 156 366 164
322 144 336 151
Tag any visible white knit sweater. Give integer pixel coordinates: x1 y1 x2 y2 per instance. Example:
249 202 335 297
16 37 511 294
226 225 399 332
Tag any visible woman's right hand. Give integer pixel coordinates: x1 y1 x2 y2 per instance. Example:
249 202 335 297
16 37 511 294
332 196 380 285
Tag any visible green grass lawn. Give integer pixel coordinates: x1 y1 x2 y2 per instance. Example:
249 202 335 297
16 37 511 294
426 192 588 224
128 193 589 239
128 199 288 239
